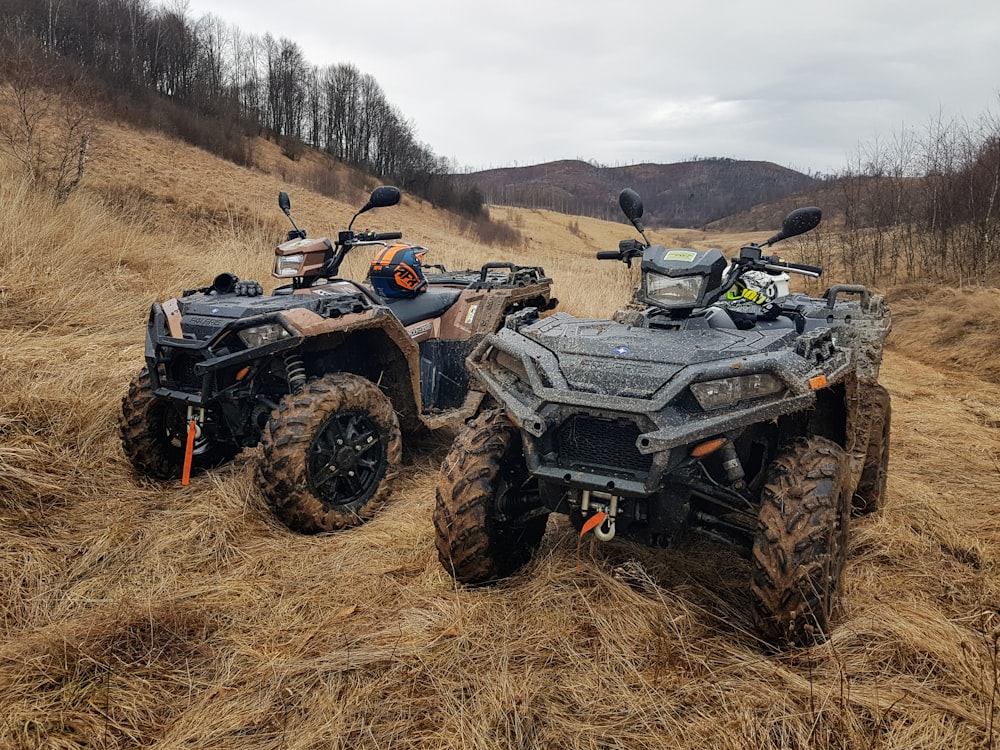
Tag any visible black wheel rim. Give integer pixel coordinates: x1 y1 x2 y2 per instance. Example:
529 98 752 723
160 404 214 456
307 410 385 509
159 405 186 450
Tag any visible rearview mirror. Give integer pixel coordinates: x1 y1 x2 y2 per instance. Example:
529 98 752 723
782 207 822 237
360 185 401 215
348 186 402 230
765 207 822 246
618 188 643 222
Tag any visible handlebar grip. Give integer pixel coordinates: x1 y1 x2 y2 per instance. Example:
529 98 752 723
596 251 621 260
784 261 823 275
372 231 403 241
765 257 823 277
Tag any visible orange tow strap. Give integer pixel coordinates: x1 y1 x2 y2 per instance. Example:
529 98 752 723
576 511 608 573
182 419 196 486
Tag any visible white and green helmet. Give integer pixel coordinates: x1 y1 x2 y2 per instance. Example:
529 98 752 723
722 270 790 313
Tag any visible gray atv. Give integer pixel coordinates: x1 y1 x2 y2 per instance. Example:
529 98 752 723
433 188 891 648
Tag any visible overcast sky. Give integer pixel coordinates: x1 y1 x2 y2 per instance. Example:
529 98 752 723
183 0 999 175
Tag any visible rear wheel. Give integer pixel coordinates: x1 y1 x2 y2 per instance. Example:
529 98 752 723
750 436 850 648
258 373 402 533
434 409 547 584
853 384 891 515
119 368 239 479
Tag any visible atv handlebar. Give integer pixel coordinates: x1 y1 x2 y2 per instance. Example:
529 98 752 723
326 230 405 278
596 239 646 266
736 245 824 278
763 258 823 277
279 188 406 284
352 230 403 243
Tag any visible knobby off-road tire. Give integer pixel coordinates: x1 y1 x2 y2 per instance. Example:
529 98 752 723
119 368 239 480
258 373 401 533
853 384 891 515
750 436 851 648
434 409 547 585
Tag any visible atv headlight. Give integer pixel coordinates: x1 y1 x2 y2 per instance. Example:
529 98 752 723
689 373 784 411
274 253 305 277
237 322 292 348
644 272 706 307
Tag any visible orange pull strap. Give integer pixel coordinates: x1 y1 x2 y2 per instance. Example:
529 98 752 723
576 511 608 573
182 419 196 486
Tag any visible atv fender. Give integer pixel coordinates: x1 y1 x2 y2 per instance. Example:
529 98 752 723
280 306 425 431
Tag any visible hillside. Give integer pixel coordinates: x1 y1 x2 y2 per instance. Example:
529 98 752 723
1 115 999 749
454 158 818 227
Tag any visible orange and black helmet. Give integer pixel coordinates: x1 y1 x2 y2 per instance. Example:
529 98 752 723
369 244 428 298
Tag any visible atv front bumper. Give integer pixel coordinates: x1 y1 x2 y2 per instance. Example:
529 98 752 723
144 302 303 406
470 327 851 497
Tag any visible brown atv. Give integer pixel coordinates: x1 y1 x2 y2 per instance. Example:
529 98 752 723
120 186 555 532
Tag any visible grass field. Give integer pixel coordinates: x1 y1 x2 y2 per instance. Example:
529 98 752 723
1 119 998 749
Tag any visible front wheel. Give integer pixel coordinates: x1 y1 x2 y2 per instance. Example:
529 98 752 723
433 409 548 585
750 436 851 648
258 373 402 533
119 368 239 479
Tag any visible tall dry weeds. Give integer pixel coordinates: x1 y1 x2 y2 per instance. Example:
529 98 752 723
1 132 999 749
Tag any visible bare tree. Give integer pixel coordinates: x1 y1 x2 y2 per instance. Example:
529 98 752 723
263 35 306 137
193 12 230 108
0 38 92 202
230 26 263 126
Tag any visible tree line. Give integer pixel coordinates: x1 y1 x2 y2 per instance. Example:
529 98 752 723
797 107 1000 286
0 0 482 215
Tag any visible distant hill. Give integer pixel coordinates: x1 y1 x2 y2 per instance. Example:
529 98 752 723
703 178 848 233
454 158 819 228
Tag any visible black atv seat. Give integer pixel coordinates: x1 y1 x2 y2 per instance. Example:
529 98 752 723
382 287 462 326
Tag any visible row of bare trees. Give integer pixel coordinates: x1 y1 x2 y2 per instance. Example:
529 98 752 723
0 0 478 214
802 106 1000 286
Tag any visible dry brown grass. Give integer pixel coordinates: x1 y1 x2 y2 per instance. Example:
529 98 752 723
1 117 999 749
